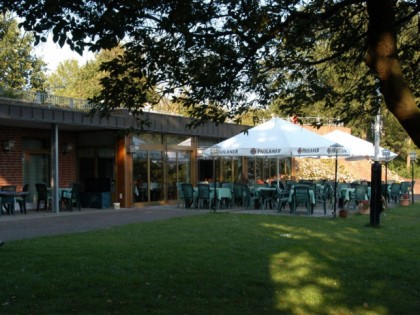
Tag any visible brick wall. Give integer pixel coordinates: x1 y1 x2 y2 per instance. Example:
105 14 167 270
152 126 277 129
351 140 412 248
0 127 78 190
0 128 23 189
59 132 78 187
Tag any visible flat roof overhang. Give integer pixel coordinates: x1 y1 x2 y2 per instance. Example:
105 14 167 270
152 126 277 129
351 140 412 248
0 98 128 131
0 97 248 138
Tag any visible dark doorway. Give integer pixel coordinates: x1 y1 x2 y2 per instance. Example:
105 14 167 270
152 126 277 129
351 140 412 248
198 160 214 181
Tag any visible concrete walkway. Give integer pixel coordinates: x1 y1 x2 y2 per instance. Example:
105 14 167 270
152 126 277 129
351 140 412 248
0 206 208 242
1 192 417 242
0 201 339 242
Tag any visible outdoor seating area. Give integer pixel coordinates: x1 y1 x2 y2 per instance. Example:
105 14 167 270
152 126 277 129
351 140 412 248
0 183 84 216
0 185 29 215
176 180 316 213
174 178 413 215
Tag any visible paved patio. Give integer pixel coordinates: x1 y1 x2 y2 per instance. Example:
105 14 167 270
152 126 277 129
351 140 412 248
0 194 415 242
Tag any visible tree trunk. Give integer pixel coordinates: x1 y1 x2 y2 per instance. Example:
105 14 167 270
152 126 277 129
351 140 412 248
365 0 420 149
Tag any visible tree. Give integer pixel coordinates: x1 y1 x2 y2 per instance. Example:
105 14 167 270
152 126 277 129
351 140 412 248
47 46 122 99
2 1 418 146
0 12 47 91
47 59 83 98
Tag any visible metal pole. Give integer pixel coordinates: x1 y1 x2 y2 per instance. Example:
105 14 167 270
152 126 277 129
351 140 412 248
412 160 415 204
333 152 338 218
51 124 60 213
382 149 390 203
409 152 416 204
212 156 217 211
329 143 343 219
385 162 388 201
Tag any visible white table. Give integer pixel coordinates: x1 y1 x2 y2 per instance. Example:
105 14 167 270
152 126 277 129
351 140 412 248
339 187 370 201
193 187 233 210
212 188 233 209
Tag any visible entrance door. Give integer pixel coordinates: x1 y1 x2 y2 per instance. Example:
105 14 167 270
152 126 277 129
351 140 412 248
23 153 50 204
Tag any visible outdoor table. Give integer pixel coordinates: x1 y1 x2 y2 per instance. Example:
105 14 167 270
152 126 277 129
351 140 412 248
252 186 274 197
255 187 277 209
0 191 29 215
193 187 233 210
339 188 370 201
47 187 72 198
211 187 233 209
48 187 73 210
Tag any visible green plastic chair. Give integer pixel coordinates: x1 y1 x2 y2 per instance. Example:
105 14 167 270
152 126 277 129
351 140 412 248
389 183 401 204
1 185 17 215
61 183 81 211
291 185 312 214
348 185 368 209
276 186 290 213
35 183 51 211
197 184 211 209
16 184 29 214
232 184 245 207
243 185 260 209
181 183 195 209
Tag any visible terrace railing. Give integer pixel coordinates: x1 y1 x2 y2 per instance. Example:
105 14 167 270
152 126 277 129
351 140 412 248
0 87 92 111
0 87 343 126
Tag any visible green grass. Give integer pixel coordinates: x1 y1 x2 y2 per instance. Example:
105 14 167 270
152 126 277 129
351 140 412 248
1 205 420 315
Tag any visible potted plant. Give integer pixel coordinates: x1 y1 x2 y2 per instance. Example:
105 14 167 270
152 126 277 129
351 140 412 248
358 200 370 214
400 193 410 206
339 209 348 218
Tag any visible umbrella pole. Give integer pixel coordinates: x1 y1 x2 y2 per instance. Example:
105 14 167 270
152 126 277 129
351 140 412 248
212 156 217 211
333 152 338 218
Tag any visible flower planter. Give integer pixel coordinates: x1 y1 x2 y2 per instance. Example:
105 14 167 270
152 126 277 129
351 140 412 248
339 209 348 218
358 203 370 214
400 198 410 207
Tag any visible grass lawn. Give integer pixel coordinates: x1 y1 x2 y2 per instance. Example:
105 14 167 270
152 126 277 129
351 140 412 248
1 205 420 315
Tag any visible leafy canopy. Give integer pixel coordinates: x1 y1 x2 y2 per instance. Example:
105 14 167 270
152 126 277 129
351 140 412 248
0 12 47 91
1 0 419 146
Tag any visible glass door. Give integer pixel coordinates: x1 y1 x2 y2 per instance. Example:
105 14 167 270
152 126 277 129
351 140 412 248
23 153 50 204
133 149 191 203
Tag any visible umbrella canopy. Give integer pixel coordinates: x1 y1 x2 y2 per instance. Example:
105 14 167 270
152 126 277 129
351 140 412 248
323 130 398 161
204 117 348 158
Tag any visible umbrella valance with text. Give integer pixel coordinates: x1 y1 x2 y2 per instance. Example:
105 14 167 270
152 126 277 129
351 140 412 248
323 130 397 161
204 117 348 158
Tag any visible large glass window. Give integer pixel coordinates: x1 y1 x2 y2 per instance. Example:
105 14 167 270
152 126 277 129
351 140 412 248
221 157 240 183
132 146 191 203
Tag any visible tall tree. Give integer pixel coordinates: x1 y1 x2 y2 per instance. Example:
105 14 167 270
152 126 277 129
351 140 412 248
48 46 128 99
47 59 83 98
2 1 418 146
0 12 47 91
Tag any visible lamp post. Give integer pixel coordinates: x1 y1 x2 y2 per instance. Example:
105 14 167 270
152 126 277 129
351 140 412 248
210 147 218 211
409 151 417 204
382 149 391 201
330 143 344 218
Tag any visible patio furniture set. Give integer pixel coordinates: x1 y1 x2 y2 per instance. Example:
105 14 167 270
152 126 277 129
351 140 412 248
0 183 81 216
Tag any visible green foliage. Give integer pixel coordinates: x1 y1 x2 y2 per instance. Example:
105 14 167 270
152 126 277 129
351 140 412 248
0 12 47 91
47 46 124 99
1 207 420 314
2 1 418 144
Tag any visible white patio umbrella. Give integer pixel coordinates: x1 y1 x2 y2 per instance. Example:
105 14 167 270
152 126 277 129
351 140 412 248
203 117 349 190
204 117 347 158
323 130 397 161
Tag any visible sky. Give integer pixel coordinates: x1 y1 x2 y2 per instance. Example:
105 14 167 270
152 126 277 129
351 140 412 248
33 35 94 73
